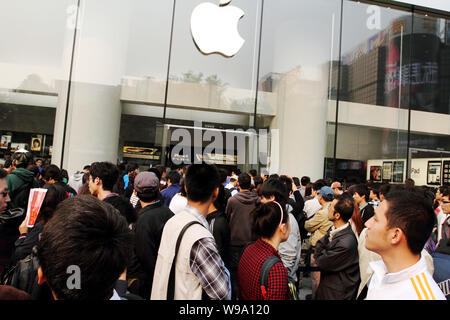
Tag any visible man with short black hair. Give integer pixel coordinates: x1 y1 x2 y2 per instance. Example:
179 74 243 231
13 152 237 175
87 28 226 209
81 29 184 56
132 172 174 299
349 184 374 224
88 162 120 201
152 164 230 300
161 170 181 206
364 190 445 300
36 195 132 300
314 193 360 300
300 176 311 199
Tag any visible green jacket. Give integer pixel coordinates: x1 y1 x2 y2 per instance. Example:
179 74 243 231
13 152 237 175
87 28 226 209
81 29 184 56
6 168 39 209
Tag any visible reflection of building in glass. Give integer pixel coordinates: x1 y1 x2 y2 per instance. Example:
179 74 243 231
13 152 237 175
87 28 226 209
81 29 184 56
334 14 450 114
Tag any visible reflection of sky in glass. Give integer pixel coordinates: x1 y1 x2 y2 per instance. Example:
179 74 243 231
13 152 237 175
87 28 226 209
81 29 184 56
0 0 447 87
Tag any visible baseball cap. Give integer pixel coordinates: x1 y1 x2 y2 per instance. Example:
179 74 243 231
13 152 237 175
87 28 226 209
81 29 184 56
134 172 159 193
317 186 334 200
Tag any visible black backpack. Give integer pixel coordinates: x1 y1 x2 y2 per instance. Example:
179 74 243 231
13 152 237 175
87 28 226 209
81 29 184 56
259 256 297 300
2 245 40 296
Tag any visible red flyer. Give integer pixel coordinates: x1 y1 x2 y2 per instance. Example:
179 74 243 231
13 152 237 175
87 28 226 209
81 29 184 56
25 188 48 228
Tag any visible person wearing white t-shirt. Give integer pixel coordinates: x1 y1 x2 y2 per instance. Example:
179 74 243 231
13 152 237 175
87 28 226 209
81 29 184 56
362 190 445 300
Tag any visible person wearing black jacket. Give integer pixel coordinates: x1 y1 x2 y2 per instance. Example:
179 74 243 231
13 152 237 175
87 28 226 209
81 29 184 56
130 171 174 299
314 193 360 300
206 184 231 271
280 175 306 238
349 184 374 225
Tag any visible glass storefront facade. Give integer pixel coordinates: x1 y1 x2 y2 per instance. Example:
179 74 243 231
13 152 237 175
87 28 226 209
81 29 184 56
0 0 449 186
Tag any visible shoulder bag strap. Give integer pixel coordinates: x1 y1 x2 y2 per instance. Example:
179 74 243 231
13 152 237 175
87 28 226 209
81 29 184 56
259 255 281 300
166 220 204 300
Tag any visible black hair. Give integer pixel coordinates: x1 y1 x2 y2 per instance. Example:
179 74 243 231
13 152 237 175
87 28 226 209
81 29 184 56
349 183 370 202
90 162 120 192
179 180 187 197
301 176 311 187
103 195 138 225
312 179 326 192
147 167 162 181
167 170 181 185
259 178 288 208
32 139 40 147
185 164 220 203
126 162 139 173
42 164 62 182
37 184 69 225
37 195 132 300
333 193 354 223
253 176 263 188
292 177 300 187
61 169 69 182
268 173 279 180
279 175 293 195
404 178 415 187
136 186 160 203
384 190 435 255
249 169 257 178
213 184 226 212
379 183 391 197
0 168 7 179
3 159 12 169
26 164 40 178
83 165 91 172
238 173 251 190
369 183 380 199
217 168 229 184
305 183 313 197
251 201 288 239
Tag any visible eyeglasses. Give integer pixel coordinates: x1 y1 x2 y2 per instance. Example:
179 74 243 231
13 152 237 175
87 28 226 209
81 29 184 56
0 190 9 198
442 200 450 204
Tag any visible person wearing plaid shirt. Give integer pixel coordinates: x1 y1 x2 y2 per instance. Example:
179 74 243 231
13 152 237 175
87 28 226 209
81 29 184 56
238 201 291 300
188 205 231 300
151 164 231 300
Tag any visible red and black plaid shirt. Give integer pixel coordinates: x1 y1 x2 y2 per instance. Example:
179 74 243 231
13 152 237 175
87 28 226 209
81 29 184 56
238 239 290 300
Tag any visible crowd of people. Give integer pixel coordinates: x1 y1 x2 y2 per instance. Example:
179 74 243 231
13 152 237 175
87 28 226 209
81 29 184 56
0 149 448 300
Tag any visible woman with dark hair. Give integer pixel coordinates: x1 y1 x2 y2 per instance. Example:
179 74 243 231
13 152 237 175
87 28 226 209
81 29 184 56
258 177 302 292
238 201 291 300
350 199 364 238
12 183 68 263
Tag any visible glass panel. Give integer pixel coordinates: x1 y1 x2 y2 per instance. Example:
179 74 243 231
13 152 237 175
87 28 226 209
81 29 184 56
165 0 263 172
256 0 341 179
408 11 450 178
62 0 173 173
0 0 76 164
336 1 411 184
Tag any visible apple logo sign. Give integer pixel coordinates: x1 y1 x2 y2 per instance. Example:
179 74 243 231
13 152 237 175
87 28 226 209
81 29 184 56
191 0 245 58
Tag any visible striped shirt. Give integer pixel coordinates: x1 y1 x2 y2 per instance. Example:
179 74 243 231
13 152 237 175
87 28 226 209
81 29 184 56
366 255 445 300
